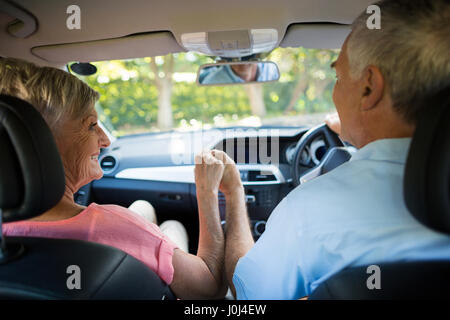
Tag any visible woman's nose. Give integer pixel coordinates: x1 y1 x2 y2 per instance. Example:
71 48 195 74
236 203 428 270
98 126 111 148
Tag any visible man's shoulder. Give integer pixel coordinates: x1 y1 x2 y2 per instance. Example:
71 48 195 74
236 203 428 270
279 156 406 224
295 153 404 193
288 159 366 196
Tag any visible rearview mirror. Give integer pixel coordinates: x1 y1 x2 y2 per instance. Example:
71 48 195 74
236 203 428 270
197 61 280 86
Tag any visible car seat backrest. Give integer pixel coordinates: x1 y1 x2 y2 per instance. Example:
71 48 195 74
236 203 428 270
403 86 450 233
0 95 65 222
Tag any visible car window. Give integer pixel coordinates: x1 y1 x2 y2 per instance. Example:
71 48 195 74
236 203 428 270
76 48 339 137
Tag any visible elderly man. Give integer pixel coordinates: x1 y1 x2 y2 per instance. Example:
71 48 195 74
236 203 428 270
207 0 450 299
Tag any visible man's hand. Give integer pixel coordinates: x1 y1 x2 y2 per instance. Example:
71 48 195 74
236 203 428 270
194 151 225 195
210 149 243 196
210 149 252 298
325 112 342 136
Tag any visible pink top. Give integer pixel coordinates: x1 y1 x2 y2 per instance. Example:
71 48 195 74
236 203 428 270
3 203 178 284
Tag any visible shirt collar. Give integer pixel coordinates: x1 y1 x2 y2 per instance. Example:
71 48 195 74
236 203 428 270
350 137 412 164
224 65 244 83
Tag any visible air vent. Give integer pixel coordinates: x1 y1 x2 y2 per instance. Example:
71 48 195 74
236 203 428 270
241 170 277 182
100 155 117 173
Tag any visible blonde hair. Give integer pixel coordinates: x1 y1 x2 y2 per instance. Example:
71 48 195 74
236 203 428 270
0 58 99 132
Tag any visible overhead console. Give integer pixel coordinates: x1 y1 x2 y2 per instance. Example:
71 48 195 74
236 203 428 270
180 29 278 58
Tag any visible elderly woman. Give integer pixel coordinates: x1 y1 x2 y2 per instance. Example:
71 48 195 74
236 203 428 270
0 58 229 299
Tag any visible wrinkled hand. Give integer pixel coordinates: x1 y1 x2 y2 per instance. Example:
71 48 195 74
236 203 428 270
325 112 342 136
194 151 225 195
210 149 243 196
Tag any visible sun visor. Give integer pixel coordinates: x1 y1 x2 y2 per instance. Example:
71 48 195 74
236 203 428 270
31 31 186 63
280 24 351 49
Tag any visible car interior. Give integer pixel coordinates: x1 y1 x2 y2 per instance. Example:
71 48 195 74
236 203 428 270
0 0 449 300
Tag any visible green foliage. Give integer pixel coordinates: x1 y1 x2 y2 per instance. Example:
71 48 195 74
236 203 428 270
172 83 251 122
79 48 340 136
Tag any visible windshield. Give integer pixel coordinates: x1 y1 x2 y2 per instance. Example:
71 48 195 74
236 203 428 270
77 48 339 137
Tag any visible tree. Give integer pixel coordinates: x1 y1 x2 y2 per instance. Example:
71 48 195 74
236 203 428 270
244 83 266 117
268 47 339 115
150 55 174 130
284 76 308 114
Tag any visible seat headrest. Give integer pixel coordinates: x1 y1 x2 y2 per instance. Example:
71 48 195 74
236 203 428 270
0 95 65 222
404 86 450 234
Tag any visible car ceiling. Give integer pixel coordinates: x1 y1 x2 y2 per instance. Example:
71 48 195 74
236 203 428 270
0 0 374 67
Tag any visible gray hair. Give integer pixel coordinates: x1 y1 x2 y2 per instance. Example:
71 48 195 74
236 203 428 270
347 0 450 124
0 58 99 133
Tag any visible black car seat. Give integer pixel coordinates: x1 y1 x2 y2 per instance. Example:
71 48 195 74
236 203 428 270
0 94 175 299
310 86 450 299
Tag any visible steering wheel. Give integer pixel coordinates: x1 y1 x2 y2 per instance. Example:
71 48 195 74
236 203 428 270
291 124 351 187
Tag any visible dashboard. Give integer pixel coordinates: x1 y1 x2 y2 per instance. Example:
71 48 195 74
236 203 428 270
75 126 324 251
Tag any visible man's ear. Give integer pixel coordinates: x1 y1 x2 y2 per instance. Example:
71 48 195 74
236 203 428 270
360 65 384 111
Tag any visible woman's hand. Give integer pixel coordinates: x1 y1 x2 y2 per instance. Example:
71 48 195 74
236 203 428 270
194 151 225 196
170 151 227 300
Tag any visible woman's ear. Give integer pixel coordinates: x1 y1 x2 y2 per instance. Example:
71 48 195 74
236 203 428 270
360 65 384 111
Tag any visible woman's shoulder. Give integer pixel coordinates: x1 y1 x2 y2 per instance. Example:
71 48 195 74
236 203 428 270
87 203 161 232
88 202 133 216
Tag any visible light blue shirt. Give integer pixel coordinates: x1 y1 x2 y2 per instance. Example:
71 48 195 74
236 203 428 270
233 138 450 300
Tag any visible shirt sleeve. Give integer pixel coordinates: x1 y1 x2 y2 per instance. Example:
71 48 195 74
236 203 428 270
156 235 178 285
115 206 180 285
232 195 309 299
